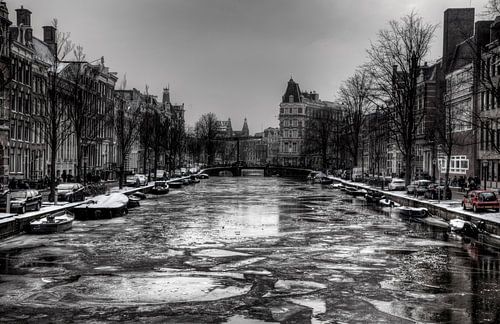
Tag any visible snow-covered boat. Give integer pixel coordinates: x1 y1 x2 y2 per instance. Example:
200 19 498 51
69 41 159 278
28 210 74 234
127 195 141 208
329 183 344 190
72 193 129 219
150 181 170 195
378 198 400 208
449 218 479 238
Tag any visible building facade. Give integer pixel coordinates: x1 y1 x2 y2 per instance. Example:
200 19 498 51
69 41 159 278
278 78 341 169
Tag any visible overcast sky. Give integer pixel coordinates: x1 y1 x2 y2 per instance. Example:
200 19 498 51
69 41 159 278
8 0 490 133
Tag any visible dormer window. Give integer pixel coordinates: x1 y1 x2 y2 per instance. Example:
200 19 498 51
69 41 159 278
289 95 293 102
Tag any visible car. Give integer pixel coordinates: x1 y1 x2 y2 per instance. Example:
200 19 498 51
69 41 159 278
424 184 452 200
462 190 500 212
407 180 432 196
135 174 148 186
125 175 140 187
125 174 148 187
56 183 85 202
388 179 406 191
9 189 42 214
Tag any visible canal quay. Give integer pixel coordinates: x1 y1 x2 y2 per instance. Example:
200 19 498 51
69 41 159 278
0 176 499 323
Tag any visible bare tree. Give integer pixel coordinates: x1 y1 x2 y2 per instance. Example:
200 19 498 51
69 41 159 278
338 69 373 168
303 107 338 170
114 76 142 189
33 19 75 201
367 12 437 185
485 0 500 16
168 108 185 170
195 113 219 166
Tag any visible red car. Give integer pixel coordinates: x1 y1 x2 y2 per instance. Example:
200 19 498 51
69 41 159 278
462 190 500 212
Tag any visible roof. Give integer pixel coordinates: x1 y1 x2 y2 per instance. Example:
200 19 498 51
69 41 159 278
282 78 302 103
32 37 53 66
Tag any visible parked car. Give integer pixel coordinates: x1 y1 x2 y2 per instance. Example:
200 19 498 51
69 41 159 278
56 183 85 202
388 178 406 191
9 189 42 214
135 174 148 185
407 180 432 196
424 184 452 200
125 174 148 187
462 190 500 212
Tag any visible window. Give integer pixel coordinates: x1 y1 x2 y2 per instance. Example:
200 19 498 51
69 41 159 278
298 108 302 114
292 119 297 127
439 156 469 174
292 142 297 152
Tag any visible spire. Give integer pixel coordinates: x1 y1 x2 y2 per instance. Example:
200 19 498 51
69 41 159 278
242 117 249 137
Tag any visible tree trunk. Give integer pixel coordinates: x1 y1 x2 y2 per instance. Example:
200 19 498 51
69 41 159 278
50 137 57 203
76 137 82 183
119 163 124 189
404 153 412 186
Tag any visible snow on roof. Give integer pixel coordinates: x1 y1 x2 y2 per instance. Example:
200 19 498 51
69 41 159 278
32 37 53 65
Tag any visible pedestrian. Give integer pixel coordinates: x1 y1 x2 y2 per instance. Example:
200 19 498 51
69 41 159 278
469 179 475 192
61 170 67 183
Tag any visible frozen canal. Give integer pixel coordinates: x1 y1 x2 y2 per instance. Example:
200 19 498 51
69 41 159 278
0 177 499 323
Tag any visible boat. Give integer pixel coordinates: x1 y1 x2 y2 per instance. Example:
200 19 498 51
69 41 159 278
72 193 129 220
329 183 344 190
307 171 333 185
168 180 183 188
197 173 209 179
150 181 170 195
378 198 400 208
449 218 479 238
127 195 141 208
396 206 428 218
365 190 385 204
131 191 146 200
28 210 74 234
345 187 367 197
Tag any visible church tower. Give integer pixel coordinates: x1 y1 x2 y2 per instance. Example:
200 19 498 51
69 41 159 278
242 118 249 137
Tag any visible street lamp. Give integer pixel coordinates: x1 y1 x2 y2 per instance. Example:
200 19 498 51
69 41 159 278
483 160 489 190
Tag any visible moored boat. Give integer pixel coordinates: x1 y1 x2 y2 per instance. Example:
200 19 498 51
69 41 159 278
396 206 428 218
450 218 479 238
378 198 400 207
168 180 183 188
150 181 170 195
345 187 367 197
329 183 344 190
127 195 141 208
72 193 129 220
365 190 385 204
28 210 74 234
131 191 146 200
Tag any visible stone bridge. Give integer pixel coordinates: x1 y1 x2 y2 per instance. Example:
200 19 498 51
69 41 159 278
199 166 314 178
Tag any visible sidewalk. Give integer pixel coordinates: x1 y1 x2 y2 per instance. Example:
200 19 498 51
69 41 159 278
330 176 500 231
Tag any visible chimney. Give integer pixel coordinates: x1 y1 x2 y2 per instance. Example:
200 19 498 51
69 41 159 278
442 8 475 73
43 25 56 54
15 5 31 26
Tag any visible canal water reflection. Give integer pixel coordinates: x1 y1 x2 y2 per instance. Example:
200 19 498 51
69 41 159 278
0 176 499 323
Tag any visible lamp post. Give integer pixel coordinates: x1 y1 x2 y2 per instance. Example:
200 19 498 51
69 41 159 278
483 160 489 190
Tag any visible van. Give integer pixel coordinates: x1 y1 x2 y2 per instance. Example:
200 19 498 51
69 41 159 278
352 167 363 182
